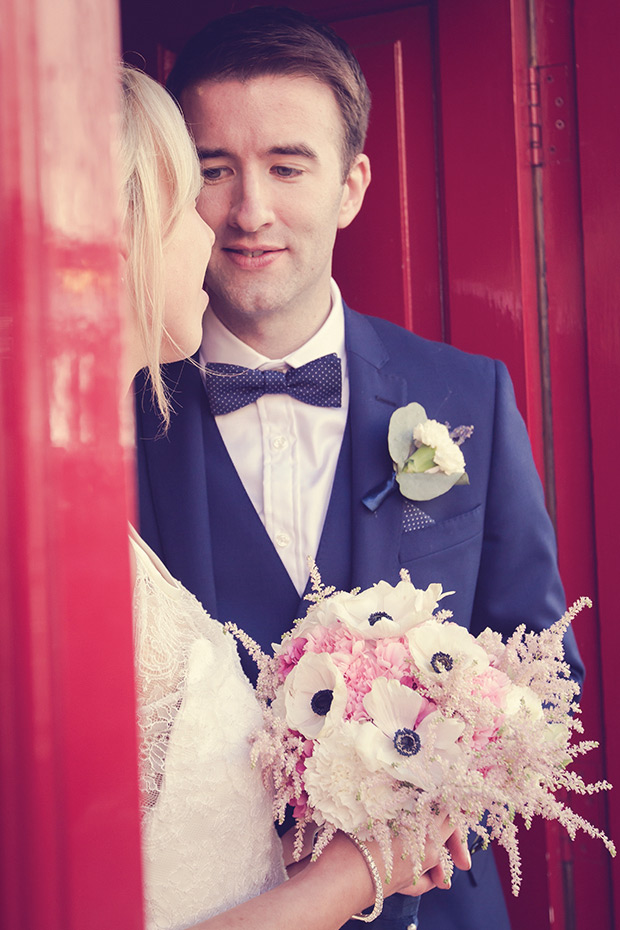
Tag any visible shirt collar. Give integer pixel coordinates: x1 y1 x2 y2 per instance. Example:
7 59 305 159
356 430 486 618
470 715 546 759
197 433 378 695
200 279 346 371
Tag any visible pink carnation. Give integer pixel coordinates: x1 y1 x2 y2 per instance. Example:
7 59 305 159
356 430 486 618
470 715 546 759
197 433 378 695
474 666 512 707
304 623 361 656
470 667 512 748
277 636 308 680
374 637 415 683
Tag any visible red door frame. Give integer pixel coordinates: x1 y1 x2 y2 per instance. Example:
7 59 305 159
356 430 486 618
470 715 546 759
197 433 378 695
434 3 616 926
573 0 620 923
0 1 144 928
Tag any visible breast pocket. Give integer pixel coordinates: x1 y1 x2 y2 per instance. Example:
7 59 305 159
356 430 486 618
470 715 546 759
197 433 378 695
398 503 484 565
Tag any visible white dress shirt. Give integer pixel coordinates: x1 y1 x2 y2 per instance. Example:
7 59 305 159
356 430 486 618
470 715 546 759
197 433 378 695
200 280 349 595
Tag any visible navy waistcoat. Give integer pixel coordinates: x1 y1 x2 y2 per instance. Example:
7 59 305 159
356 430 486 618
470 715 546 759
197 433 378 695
201 405 353 683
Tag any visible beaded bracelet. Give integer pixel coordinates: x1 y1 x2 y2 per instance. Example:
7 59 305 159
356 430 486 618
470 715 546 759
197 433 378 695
349 836 384 923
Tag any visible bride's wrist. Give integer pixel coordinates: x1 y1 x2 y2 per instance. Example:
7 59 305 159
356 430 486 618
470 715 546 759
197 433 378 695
347 836 384 923
314 832 380 914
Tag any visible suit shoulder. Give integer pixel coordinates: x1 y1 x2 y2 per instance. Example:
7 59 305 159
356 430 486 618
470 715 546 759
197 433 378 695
347 307 501 384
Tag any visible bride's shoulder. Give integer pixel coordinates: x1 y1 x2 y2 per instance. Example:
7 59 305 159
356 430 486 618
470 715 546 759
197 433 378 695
128 524 226 643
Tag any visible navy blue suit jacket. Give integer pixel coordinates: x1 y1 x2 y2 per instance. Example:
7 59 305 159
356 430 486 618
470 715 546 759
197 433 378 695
135 305 584 930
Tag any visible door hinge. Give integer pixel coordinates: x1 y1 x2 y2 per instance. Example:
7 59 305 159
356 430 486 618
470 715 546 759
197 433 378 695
528 64 573 167
528 66 543 166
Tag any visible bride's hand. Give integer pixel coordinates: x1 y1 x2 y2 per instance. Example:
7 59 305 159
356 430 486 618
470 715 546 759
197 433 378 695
362 816 471 898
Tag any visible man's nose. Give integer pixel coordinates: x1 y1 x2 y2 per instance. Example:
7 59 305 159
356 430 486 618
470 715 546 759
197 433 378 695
228 173 274 232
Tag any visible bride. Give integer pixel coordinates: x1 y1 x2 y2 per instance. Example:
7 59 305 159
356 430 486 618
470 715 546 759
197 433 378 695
118 65 469 930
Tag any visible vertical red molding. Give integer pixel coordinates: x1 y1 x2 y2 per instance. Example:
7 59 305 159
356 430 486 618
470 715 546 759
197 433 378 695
435 2 551 925
0 2 144 929
434 0 542 445
574 1 620 925
393 39 415 334
509 0 545 478
332 5 443 340
526 3 614 929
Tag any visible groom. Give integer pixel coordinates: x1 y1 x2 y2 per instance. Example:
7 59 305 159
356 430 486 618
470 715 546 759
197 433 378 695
135 7 583 930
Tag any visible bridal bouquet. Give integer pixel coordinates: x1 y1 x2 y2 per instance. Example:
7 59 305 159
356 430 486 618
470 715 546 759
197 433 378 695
227 569 615 894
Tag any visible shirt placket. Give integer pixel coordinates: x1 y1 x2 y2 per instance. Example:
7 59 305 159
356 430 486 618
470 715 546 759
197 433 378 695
257 393 303 593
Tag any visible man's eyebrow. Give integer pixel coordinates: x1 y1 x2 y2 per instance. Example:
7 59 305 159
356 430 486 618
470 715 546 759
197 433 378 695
196 144 319 161
196 147 230 160
269 144 317 160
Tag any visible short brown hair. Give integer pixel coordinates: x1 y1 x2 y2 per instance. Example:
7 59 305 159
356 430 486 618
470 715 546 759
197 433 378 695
167 6 371 177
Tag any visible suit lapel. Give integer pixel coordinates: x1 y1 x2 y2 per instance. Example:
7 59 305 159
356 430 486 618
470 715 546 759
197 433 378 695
344 308 408 589
137 361 219 616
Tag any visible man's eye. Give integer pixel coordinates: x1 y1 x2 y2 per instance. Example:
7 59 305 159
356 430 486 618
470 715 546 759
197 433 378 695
271 165 303 179
201 166 230 183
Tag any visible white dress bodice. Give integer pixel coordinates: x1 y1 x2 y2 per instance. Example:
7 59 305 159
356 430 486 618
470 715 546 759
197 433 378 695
130 528 286 930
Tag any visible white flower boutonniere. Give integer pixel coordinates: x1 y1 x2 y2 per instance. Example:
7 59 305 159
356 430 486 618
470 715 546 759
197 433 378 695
363 402 473 511
390 402 473 501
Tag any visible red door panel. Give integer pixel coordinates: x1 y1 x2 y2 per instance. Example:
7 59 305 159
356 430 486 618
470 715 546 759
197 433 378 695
0 1 144 928
333 5 443 341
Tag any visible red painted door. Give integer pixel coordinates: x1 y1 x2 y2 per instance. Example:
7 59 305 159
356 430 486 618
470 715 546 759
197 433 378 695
0 1 144 928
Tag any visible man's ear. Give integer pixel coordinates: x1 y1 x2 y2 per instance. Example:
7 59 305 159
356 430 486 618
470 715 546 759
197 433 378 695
337 153 371 230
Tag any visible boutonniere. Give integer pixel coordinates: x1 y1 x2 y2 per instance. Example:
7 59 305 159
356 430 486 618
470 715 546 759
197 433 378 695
362 403 474 512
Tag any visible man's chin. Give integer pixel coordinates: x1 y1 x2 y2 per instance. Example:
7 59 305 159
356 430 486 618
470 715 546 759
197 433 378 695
209 290 289 326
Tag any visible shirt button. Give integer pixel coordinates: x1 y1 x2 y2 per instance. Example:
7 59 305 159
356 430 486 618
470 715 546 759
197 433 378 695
272 435 288 451
275 532 291 549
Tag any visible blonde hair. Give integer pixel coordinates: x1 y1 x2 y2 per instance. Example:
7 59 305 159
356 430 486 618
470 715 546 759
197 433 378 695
118 65 202 427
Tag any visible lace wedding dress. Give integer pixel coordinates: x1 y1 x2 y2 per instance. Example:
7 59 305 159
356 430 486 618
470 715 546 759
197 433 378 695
130 527 286 930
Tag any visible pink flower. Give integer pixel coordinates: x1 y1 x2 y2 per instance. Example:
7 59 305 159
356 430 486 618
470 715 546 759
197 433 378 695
305 624 361 656
473 667 512 708
470 667 512 748
291 789 309 820
415 693 439 724
374 637 414 683
277 636 308 680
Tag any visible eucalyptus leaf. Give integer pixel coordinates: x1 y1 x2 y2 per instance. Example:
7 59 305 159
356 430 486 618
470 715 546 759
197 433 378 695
388 402 428 467
396 470 463 502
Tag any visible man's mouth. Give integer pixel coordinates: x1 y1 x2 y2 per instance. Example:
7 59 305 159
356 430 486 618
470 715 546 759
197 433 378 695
221 246 284 268
225 247 281 257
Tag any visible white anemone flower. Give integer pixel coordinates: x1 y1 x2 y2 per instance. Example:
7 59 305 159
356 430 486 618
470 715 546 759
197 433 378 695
283 652 348 739
504 683 544 720
358 678 465 791
407 620 489 678
307 579 448 641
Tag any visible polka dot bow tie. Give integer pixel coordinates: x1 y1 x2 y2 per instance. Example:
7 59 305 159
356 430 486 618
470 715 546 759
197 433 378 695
203 353 342 416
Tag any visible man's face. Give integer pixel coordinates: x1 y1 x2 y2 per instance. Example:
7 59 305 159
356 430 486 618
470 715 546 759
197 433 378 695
182 74 366 343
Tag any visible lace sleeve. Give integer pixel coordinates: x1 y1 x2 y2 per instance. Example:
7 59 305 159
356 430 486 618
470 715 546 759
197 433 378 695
132 552 212 816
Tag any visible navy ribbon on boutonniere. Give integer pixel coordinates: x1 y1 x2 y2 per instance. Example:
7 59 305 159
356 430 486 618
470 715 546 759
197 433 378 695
362 403 473 513
362 472 398 512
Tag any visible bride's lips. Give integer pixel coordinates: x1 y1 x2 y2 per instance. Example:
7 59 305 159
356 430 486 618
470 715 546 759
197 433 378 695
221 245 285 270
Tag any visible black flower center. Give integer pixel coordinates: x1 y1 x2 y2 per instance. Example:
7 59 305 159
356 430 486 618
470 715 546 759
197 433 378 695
431 651 454 673
368 611 394 626
311 689 334 716
393 727 421 757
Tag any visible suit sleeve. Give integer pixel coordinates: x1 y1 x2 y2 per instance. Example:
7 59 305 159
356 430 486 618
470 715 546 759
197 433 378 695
471 360 584 687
